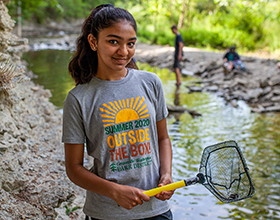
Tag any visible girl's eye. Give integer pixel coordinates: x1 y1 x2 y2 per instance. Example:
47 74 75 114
128 42 135 47
109 40 118 45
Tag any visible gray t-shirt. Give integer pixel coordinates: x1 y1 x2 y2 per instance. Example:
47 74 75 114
62 69 170 219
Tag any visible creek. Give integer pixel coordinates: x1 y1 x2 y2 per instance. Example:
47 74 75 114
23 49 280 220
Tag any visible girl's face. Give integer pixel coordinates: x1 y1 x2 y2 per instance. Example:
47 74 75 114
88 20 137 77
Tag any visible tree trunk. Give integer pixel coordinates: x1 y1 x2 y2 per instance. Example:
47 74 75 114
17 1 22 38
178 0 186 28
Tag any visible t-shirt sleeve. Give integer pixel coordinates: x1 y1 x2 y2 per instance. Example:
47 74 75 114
155 76 168 122
178 34 183 43
62 92 85 144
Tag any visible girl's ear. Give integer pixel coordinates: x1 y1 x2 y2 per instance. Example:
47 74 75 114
88 34 97 51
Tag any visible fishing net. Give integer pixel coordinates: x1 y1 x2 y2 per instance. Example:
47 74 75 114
199 140 255 203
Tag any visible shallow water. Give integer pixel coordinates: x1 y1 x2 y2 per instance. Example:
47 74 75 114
23 50 280 220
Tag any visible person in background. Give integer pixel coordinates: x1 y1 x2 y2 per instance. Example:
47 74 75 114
223 46 246 74
62 4 174 220
171 24 184 87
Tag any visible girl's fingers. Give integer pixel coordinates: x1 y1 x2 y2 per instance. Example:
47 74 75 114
140 191 151 202
155 187 174 201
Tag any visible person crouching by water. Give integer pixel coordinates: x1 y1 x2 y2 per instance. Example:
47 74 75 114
223 46 246 74
62 4 174 220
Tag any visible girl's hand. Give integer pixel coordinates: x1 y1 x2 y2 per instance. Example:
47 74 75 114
155 174 174 201
112 184 150 210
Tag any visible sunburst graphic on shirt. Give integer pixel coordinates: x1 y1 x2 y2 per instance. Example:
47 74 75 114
100 96 149 127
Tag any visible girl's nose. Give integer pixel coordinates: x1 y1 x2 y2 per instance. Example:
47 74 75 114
117 45 128 56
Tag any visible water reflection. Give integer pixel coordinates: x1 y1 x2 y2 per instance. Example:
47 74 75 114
22 50 75 109
23 50 280 220
165 81 280 219
174 87 180 106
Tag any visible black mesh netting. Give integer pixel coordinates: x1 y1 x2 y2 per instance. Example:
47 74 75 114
199 140 255 203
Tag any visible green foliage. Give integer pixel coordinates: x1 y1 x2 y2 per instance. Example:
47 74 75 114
7 0 94 23
7 0 63 22
195 0 216 13
64 205 81 216
134 0 280 53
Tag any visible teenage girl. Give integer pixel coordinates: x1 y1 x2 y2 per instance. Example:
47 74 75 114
62 4 174 220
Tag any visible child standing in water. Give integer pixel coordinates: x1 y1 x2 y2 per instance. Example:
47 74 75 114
62 4 174 220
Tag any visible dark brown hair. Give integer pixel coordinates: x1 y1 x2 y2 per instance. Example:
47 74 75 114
68 4 138 85
171 24 177 30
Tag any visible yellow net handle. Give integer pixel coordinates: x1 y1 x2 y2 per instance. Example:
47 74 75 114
143 180 186 197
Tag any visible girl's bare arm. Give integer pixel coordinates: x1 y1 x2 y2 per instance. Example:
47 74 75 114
155 118 174 200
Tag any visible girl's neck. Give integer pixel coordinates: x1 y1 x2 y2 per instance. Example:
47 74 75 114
95 68 128 81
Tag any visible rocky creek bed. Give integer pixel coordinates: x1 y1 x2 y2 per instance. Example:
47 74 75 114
134 43 280 113
1 0 280 218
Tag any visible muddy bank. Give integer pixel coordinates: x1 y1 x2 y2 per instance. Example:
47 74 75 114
0 79 85 219
0 1 85 219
